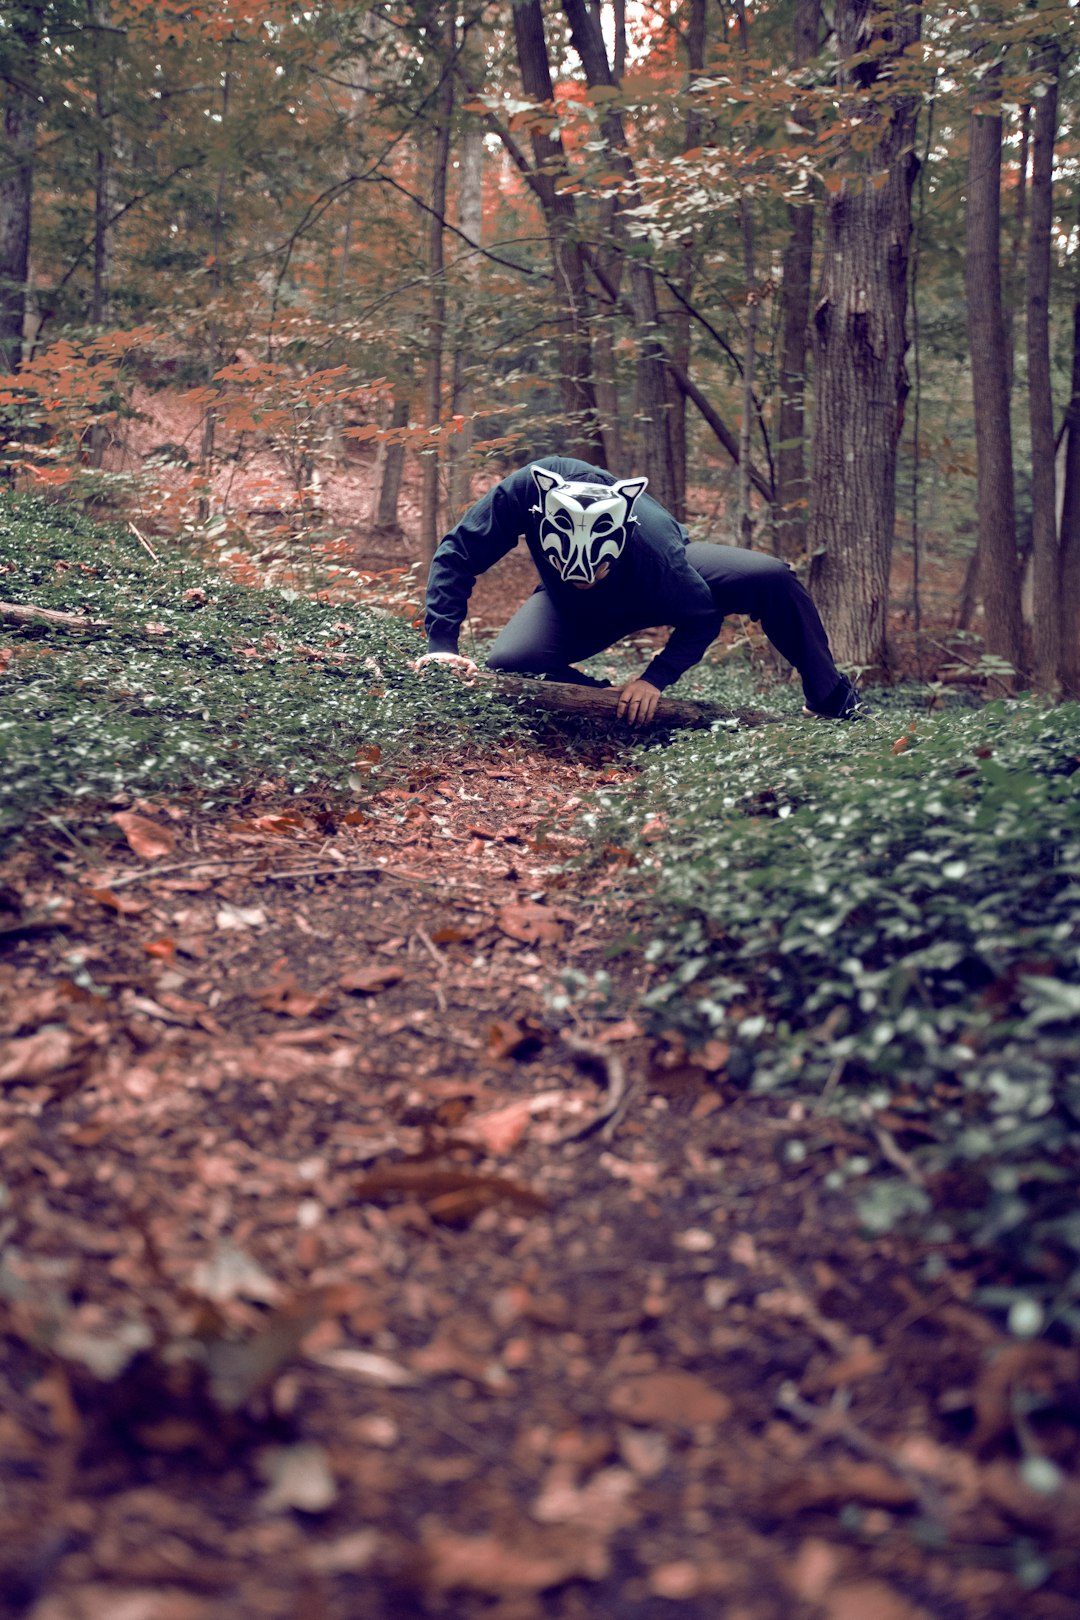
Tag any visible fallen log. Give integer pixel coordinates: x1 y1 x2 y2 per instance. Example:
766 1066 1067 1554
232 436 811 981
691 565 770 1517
493 674 782 729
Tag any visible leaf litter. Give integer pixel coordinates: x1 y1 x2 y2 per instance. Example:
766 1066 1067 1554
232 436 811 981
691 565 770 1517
0 750 1077 1620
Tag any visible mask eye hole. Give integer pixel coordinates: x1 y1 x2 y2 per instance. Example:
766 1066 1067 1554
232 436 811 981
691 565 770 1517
590 516 613 535
552 510 574 532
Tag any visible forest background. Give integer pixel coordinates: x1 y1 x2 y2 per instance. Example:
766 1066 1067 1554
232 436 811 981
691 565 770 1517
2 0 1079 694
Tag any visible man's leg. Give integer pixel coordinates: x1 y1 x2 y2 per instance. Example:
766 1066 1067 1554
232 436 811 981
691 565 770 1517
684 543 854 715
486 589 617 685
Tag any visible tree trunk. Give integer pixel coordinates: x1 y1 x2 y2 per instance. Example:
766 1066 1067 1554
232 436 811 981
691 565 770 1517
370 393 410 533
512 0 604 464
561 0 679 513
1025 41 1060 692
808 0 921 673
419 8 455 570
965 66 1023 675
773 0 820 561
735 0 758 547
1004 102 1030 393
0 0 45 376
668 0 707 520
1058 296 1080 698
448 124 483 514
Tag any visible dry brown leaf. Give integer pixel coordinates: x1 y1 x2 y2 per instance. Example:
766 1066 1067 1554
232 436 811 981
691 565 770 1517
607 1370 731 1431
255 976 330 1019
497 901 566 946
112 810 176 859
487 1017 544 1060
0 1026 77 1085
826 1579 932 1620
352 1162 550 1223
784 1538 846 1604
422 1523 610 1594
86 886 149 916
339 964 406 995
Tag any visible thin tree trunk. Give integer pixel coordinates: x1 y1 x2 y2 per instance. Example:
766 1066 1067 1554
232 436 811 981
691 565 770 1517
199 68 231 520
965 65 1023 675
371 393 410 533
419 8 455 570
773 0 820 561
512 0 604 463
1058 293 1080 698
1025 40 1060 691
1004 102 1030 393
448 124 483 513
808 0 921 673
561 0 679 513
735 0 757 547
668 0 708 518
0 0 45 376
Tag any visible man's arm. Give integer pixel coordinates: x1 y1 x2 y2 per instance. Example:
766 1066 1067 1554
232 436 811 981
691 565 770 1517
424 467 533 654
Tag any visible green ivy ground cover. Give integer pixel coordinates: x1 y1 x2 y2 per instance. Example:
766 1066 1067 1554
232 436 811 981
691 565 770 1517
5 494 1079 1339
0 495 529 840
584 671 1080 1337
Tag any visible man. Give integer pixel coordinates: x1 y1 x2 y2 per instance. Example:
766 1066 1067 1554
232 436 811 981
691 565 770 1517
416 456 863 724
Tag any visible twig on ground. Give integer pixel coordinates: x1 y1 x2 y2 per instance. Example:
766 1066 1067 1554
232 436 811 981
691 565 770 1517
558 1033 632 1143
872 1122 926 1188
128 522 160 563
776 1384 949 1526
413 927 448 1012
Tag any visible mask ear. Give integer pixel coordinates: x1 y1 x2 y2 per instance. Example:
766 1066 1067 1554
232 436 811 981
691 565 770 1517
531 465 565 503
614 475 648 517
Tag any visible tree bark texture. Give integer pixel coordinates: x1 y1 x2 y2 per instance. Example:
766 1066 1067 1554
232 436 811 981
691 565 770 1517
0 0 45 375
773 0 821 561
493 675 779 730
1025 41 1060 691
965 70 1023 675
667 0 708 521
808 0 921 672
512 0 604 465
419 8 455 570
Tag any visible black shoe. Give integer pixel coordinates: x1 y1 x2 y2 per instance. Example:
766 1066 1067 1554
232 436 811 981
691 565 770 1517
803 680 871 721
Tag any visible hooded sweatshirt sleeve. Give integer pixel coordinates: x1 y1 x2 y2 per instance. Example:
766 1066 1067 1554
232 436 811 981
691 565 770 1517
636 553 723 691
424 468 534 653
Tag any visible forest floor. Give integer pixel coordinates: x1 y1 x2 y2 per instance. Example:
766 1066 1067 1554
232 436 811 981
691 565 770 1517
3 746 1077 1620
2 433 1075 1620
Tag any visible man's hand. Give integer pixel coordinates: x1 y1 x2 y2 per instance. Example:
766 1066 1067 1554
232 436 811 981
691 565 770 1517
617 677 662 726
411 651 480 680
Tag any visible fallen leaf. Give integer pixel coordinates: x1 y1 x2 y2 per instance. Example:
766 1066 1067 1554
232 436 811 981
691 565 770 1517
826 1580 931 1620
607 1371 731 1430
353 1163 550 1223
456 1093 567 1155
313 1348 419 1387
339 964 405 995
143 937 177 961
216 903 267 930
487 1017 544 1060
86 886 149 916
255 976 330 1018
112 811 175 859
0 1027 77 1085
422 1523 610 1593
258 1442 338 1514
497 901 566 946
784 1537 845 1604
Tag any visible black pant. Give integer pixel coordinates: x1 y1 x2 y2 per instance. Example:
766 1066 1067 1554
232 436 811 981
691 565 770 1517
486 543 846 712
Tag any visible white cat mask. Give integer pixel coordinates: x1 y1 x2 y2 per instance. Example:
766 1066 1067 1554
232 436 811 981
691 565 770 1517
530 466 648 586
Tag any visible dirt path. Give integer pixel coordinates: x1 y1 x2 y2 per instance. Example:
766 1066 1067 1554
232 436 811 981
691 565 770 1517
1 754 1075 1620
